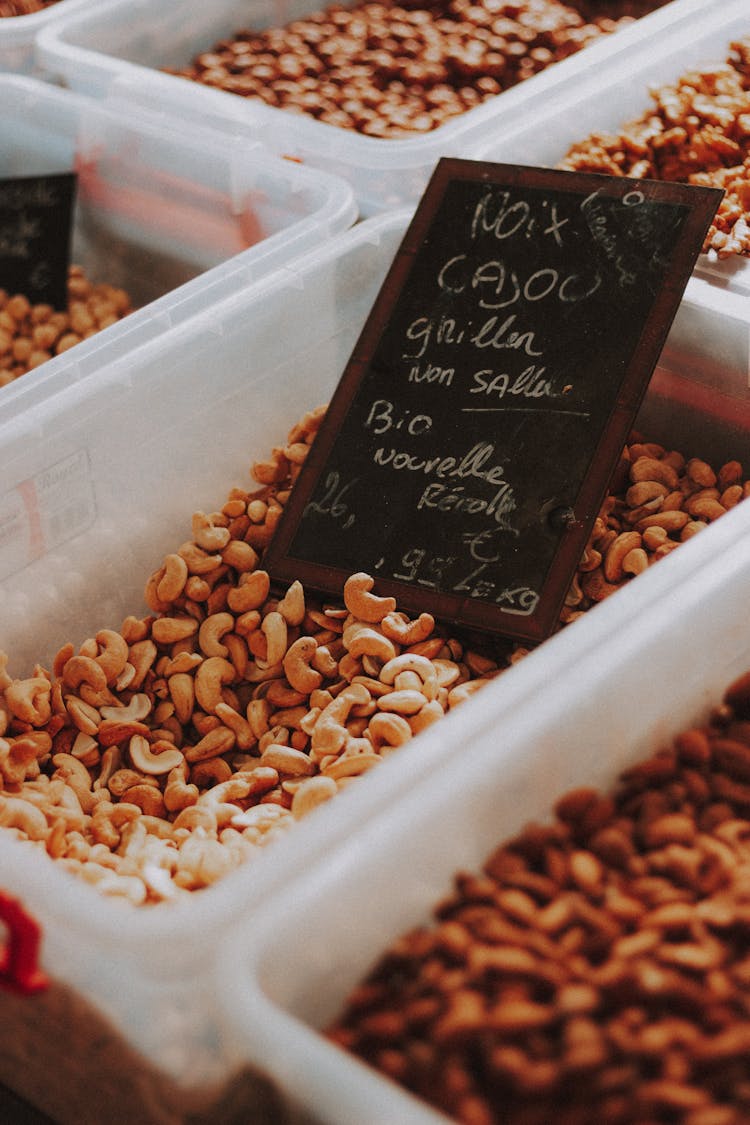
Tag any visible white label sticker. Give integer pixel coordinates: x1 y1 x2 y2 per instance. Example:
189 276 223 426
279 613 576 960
0 451 96 582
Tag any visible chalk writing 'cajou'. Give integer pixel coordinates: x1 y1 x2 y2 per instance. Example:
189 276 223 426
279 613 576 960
437 254 602 310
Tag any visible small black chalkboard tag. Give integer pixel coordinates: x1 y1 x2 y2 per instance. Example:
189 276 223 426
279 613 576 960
264 159 723 643
0 172 77 311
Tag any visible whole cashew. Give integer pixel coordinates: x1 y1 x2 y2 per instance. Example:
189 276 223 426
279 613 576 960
128 734 184 776
603 531 643 583
62 655 107 696
0 737 39 785
291 775 338 819
629 456 679 490
277 580 306 626
227 570 270 614
184 725 236 763
151 616 199 646
366 711 413 752
164 761 199 813
379 653 439 700
222 539 259 573
283 636 323 695
190 757 233 788
178 540 223 575
192 511 231 553
92 629 130 685
198 612 235 658
346 627 397 665
194 656 235 714
343 573 397 623
215 701 256 751
310 683 371 760
259 611 288 669
127 639 158 690
100 693 152 723
0 796 49 840
380 611 435 646
156 553 189 603
5 676 52 725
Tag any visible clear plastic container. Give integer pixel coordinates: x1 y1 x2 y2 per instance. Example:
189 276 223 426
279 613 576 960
0 74 357 415
216 454 750 1125
0 0 91 73
473 0 750 297
2 208 750 1124
35 0 719 216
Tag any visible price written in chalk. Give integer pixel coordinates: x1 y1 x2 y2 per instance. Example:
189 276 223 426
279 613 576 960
265 159 722 642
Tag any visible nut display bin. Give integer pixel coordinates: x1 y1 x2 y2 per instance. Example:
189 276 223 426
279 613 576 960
0 0 91 74
2 208 750 1124
0 73 356 415
35 0 717 216
474 0 750 296
216 514 750 1125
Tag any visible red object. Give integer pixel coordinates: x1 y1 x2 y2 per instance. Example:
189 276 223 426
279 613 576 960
0 891 48 994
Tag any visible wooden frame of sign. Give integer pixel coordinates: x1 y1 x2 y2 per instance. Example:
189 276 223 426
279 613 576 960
264 159 722 644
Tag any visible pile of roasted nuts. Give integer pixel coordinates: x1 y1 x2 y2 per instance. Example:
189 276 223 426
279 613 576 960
328 670 750 1124
0 266 132 387
0 402 748 906
169 1 667 138
560 36 750 257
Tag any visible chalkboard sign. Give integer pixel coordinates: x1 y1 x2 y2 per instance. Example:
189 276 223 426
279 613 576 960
265 159 722 643
0 173 77 310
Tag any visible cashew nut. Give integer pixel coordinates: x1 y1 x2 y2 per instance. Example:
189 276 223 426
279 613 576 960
380 611 435 645
0 796 49 840
5 675 52 725
198 612 235 658
184 725 236 763
260 742 316 777
89 629 130 685
60 660 105 704
127 639 158 689
629 456 679 490
367 711 413 752
310 683 371 760
603 531 643 583
194 656 235 714
128 733 184 776
346 627 397 665
259 611 288 669
283 636 323 695
277 580 306 626
291 775 338 819
190 757 233 788
343 573 397 623
164 761 199 812
379 653 439 698
227 570 270 613
156 553 189 603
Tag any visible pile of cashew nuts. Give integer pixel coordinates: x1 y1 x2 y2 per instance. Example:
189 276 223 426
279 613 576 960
0 405 747 905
